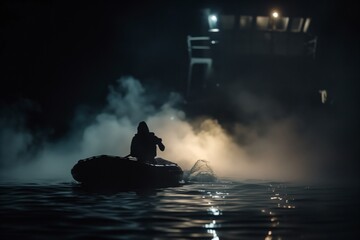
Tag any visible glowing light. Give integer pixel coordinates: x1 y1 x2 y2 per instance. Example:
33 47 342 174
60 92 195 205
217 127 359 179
204 220 217 228
272 11 279 18
319 89 327 103
210 15 217 22
208 15 219 32
265 230 273 240
207 229 219 240
208 206 221 216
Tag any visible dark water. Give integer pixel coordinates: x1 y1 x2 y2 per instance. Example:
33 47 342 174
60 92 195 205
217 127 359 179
1 180 359 239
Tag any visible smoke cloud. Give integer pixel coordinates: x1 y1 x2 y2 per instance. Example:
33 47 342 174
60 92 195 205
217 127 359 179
0 76 341 183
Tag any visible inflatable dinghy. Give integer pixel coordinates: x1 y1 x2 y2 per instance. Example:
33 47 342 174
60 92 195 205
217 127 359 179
71 155 183 188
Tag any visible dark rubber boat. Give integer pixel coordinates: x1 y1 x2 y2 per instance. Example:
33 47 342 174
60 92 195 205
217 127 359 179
71 155 183 188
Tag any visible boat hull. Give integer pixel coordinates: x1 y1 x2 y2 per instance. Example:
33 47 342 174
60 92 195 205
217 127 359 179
71 155 183 188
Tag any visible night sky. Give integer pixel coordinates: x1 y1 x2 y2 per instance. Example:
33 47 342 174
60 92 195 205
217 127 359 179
1 0 359 159
1 1 206 135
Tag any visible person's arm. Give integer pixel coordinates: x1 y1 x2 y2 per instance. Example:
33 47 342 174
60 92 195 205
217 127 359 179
156 137 165 151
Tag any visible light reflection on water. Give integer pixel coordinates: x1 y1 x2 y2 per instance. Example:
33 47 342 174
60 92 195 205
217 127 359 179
0 180 359 239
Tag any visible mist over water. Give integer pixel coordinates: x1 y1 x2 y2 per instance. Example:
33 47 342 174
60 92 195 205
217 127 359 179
0 76 341 183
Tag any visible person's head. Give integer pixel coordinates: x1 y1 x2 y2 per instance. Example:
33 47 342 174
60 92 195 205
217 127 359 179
137 121 149 134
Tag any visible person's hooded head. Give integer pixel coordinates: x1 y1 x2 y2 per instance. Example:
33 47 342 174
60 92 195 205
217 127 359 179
137 121 149 134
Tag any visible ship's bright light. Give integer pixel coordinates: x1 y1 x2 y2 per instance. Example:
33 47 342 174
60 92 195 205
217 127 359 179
272 11 279 18
210 15 217 22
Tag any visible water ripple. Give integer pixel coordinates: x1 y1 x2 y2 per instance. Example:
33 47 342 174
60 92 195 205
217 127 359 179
0 181 358 239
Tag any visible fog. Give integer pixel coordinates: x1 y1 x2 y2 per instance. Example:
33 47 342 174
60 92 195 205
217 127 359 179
0 76 338 183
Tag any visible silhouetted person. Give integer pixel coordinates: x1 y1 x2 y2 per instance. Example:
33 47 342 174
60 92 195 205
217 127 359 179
130 121 165 163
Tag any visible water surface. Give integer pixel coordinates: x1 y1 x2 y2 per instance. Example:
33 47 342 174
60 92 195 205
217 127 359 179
1 180 358 239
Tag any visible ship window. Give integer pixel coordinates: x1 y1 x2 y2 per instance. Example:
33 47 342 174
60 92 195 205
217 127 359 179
239 16 253 30
290 17 304 32
256 16 269 31
273 17 289 31
220 15 235 30
303 18 311 32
